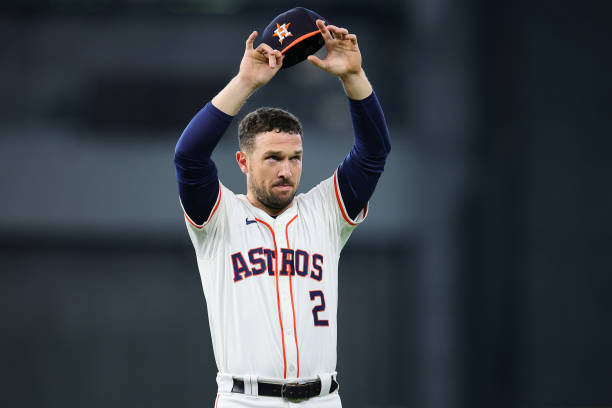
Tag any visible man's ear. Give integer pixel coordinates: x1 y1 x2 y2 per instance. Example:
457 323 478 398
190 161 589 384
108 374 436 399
236 151 249 175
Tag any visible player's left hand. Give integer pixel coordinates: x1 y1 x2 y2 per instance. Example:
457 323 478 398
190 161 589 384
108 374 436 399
306 19 362 79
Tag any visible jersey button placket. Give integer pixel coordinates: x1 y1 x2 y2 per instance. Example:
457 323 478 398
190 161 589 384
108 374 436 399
275 221 298 379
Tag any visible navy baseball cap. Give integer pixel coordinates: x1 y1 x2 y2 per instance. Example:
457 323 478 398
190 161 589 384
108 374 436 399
261 7 329 69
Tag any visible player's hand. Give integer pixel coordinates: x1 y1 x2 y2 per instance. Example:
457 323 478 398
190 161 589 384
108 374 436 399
306 20 362 79
237 31 284 89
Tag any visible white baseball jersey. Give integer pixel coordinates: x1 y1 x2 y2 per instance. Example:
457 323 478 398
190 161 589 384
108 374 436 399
182 170 367 381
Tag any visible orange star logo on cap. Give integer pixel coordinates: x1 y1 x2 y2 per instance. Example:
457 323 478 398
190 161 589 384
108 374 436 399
272 22 293 44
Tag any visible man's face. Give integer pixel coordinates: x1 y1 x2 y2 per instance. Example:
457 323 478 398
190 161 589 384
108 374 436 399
239 130 303 214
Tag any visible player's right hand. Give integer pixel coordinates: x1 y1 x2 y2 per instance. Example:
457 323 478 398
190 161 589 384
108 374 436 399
238 31 284 89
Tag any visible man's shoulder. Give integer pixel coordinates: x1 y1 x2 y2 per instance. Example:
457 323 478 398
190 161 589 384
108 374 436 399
299 174 335 195
295 175 335 208
220 184 253 207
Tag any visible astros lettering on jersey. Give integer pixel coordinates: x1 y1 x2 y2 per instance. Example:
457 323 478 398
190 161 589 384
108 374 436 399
182 170 367 380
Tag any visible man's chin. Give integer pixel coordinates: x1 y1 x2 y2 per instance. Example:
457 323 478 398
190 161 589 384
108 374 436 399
264 189 296 210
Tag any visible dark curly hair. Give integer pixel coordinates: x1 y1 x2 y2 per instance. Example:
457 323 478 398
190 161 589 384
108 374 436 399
238 107 303 153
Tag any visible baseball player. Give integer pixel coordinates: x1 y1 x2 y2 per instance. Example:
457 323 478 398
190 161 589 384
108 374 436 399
174 12 390 407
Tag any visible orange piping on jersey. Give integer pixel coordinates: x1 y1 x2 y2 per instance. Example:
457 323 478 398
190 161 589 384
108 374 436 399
255 217 287 379
333 170 366 226
281 30 321 55
285 214 300 378
214 394 219 408
184 184 222 229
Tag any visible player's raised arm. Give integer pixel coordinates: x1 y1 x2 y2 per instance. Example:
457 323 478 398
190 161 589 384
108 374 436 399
307 19 372 100
212 31 284 115
174 31 284 226
307 20 391 220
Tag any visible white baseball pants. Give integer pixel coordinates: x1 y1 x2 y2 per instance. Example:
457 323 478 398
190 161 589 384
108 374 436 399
213 392 342 407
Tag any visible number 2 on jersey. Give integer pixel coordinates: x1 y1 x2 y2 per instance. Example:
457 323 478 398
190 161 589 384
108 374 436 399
309 290 329 326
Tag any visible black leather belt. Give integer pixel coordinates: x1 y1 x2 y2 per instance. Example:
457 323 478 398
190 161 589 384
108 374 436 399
232 377 338 399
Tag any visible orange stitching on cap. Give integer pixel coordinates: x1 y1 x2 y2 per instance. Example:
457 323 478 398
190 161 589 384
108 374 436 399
281 30 321 54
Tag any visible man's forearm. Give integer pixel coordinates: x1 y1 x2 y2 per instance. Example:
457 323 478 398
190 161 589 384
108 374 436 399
337 90 391 220
211 75 260 116
340 69 373 101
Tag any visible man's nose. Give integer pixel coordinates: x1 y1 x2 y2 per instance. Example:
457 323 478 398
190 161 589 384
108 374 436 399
278 159 292 178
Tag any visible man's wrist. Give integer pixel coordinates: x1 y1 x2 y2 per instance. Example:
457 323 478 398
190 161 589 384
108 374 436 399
211 75 259 116
340 69 373 101
233 74 261 94
339 68 365 82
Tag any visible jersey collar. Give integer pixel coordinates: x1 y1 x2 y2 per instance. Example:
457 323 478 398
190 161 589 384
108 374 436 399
237 195 298 225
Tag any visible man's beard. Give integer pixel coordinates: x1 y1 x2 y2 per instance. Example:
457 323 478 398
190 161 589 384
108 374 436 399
249 177 296 211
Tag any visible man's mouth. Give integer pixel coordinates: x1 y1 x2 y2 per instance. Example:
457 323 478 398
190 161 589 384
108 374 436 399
273 182 293 190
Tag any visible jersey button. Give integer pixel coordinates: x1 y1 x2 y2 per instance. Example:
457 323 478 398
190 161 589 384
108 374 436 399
289 364 296 373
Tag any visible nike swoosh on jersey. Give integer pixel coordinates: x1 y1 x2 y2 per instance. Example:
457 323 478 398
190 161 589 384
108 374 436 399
245 218 257 225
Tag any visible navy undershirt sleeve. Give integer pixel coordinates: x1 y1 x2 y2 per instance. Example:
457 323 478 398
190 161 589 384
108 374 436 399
337 91 391 220
174 102 233 225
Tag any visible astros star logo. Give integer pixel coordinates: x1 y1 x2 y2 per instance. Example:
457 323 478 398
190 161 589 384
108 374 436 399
273 22 293 44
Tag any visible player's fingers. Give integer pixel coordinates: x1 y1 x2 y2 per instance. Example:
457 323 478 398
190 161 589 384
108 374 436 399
245 31 257 50
256 43 275 56
326 25 347 39
262 48 282 68
316 19 333 41
255 43 277 67
348 33 357 45
336 27 349 37
325 24 340 39
267 51 276 68
341 28 350 41
274 50 284 67
307 54 326 70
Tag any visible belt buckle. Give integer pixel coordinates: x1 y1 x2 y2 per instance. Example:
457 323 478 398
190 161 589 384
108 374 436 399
281 382 310 400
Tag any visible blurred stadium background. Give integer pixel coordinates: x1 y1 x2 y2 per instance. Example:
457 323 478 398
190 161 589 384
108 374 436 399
1 1 611 407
